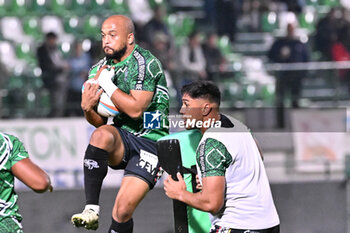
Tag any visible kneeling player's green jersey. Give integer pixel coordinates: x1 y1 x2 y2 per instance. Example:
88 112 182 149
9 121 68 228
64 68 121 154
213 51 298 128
89 44 169 141
0 132 29 223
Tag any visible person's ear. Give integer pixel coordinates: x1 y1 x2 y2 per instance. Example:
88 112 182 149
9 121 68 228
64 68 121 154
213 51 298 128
127 33 134 45
202 103 212 116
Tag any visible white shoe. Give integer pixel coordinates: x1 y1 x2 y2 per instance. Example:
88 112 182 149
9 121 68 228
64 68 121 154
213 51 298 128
71 208 99 230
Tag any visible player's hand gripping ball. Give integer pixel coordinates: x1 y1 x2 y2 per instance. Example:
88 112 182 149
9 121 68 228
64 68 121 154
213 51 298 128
82 79 119 117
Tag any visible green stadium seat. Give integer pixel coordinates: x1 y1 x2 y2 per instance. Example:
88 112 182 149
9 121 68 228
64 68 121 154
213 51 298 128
15 42 36 66
298 11 316 32
305 0 320 6
218 79 241 108
166 16 182 46
260 84 275 107
166 14 195 46
166 14 177 35
7 75 25 89
4 75 26 117
83 15 101 40
261 11 278 32
89 0 107 14
22 17 43 41
0 41 26 73
1 17 34 44
31 0 49 15
35 88 50 116
242 83 258 107
50 0 70 16
109 0 129 15
0 0 9 17
218 35 232 56
70 0 88 16
63 16 83 37
321 0 340 6
181 16 195 37
59 41 72 58
8 0 29 16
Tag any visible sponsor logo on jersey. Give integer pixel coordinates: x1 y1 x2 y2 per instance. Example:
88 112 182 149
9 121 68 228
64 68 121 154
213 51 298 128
137 150 158 175
133 50 145 90
84 159 100 170
198 142 207 177
143 111 162 129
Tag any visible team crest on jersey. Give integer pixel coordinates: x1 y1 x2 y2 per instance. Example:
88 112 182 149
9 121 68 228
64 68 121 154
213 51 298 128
84 159 100 170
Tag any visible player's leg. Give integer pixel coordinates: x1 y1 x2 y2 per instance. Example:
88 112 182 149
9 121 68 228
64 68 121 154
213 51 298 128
84 125 124 206
107 129 163 233
108 176 149 233
72 125 125 230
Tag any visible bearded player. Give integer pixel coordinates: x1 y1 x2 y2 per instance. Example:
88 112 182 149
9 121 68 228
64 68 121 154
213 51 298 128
71 15 169 233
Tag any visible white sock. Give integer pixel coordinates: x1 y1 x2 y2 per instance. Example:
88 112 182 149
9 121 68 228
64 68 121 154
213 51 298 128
84 204 100 215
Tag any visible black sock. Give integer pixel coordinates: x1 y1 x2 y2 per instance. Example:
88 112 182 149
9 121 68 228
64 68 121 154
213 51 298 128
84 144 109 205
109 218 133 233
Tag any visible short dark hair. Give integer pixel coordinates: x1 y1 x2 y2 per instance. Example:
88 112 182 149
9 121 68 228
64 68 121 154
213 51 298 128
46 32 57 39
181 81 221 106
189 30 199 40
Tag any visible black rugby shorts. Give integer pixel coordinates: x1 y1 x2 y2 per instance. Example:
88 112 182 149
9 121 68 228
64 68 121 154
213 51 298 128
109 127 163 189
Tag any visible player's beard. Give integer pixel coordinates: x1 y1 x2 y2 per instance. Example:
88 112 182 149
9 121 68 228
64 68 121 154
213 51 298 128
104 45 127 61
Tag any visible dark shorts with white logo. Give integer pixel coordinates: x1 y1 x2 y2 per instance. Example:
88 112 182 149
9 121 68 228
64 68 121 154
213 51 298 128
109 127 163 189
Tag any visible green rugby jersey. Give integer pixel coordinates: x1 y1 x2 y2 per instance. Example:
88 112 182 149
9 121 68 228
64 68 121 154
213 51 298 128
0 132 29 223
88 44 169 141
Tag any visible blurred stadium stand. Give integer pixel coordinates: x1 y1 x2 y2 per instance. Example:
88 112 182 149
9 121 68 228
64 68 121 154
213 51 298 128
0 0 348 120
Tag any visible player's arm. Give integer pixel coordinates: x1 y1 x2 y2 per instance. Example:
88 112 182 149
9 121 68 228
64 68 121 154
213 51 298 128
98 67 154 119
164 173 225 214
110 89 153 119
164 138 231 213
11 158 52 193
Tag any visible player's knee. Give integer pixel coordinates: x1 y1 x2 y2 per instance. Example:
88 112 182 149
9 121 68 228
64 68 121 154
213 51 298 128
113 201 134 222
90 128 115 147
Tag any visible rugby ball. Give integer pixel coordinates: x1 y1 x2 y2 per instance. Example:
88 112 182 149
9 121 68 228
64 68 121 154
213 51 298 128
97 92 119 117
82 79 98 93
82 79 119 117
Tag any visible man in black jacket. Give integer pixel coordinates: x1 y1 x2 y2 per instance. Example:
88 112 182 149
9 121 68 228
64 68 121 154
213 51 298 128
37 32 69 117
268 23 310 128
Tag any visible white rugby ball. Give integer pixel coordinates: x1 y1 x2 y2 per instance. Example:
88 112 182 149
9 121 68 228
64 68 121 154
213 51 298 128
82 79 119 117
97 92 119 117
82 79 98 93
